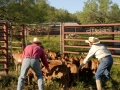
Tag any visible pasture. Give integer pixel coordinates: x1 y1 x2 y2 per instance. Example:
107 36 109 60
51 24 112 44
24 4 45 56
0 36 120 90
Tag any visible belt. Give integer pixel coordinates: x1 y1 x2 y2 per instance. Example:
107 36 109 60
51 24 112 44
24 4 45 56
25 56 38 59
99 55 111 63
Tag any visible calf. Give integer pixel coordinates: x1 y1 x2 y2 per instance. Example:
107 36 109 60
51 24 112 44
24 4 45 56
12 51 22 72
44 48 57 60
47 51 57 60
79 56 93 82
26 68 37 85
42 60 70 89
91 59 99 74
67 63 79 86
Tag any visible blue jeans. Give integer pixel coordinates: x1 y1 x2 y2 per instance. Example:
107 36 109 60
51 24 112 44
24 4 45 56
95 55 113 81
17 57 44 90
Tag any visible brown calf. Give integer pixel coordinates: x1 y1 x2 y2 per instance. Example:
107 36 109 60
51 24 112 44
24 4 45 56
91 59 99 74
12 51 22 72
26 68 37 85
42 60 70 89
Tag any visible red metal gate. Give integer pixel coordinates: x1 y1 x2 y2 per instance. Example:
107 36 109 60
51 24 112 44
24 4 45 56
0 21 9 75
62 23 120 58
0 21 25 75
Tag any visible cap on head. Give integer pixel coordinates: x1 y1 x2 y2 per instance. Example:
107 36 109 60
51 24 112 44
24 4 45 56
85 37 100 44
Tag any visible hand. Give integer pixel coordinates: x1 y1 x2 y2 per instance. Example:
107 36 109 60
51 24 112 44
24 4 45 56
79 63 85 69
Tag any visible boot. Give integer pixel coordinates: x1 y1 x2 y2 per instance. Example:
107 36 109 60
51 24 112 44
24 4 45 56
96 80 102 90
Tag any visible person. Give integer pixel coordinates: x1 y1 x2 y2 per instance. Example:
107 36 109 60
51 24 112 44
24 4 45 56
17 37 51 90
79 37 113 90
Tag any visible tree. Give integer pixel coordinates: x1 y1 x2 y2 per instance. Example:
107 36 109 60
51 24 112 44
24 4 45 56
76 0 120 24
0 0 79 24
107 3 120 23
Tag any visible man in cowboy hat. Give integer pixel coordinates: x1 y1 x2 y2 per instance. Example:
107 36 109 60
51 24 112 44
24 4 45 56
79 37 113 90
17 37 50 90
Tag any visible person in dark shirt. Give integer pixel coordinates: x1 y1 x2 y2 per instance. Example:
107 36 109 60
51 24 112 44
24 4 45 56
17 37 50 90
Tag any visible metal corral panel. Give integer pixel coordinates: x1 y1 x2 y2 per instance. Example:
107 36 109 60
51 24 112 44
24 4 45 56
62 23 120 58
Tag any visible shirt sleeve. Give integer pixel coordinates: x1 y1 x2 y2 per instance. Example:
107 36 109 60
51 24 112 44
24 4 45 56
40 49 49 69
21 48 26 63
83 46 96 64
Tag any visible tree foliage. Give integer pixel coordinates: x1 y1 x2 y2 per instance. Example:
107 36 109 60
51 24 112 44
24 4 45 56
0 0 78 24
0 0 120 24
75 0 120 24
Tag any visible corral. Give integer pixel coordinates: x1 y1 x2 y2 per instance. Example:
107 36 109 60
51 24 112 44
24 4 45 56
0 20 120 72
0 21 120 90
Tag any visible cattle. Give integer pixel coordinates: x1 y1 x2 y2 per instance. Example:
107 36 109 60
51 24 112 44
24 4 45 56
12 51 37 85
44 48 58 60
26 68 37 85
67 63 79 86
42 60 70 89
47 51 57 60
91 59 99 74
24 52 99 87
71 56 80 67
79 56 93 82
55 55 81 86
12 51 22 72
78 56 100 82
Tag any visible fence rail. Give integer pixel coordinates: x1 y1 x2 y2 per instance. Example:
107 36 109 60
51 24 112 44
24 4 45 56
62 23 120 59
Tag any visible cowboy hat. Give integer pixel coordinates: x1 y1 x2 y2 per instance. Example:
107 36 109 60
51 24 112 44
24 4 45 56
31 37 42 44
85 37 100 44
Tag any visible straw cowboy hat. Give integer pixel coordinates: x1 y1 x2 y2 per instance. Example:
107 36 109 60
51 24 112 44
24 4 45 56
31 37 42 44
85 37 100 44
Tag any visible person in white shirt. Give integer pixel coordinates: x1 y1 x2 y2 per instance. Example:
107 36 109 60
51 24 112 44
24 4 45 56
79 37 113 90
